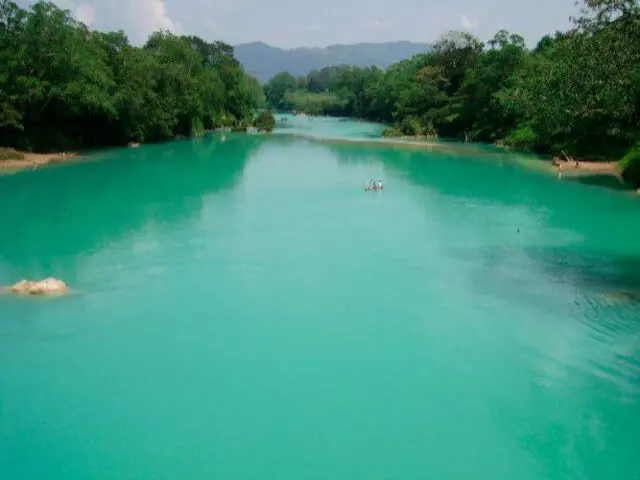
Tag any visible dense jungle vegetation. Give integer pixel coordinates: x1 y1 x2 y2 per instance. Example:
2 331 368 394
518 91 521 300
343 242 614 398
0 0 268 153
265 0 640 185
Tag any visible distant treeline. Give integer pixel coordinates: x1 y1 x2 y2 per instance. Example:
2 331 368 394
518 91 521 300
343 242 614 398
265 0 640 185
0 0 268 152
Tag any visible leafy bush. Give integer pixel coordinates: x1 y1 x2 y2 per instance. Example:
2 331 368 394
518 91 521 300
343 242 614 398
253 111 276 132
280 91 346 115
0 3 263 152
502 124 537 149
382 127 402 138
399 116 423 136
0 148 24 161
421 120 438 138
619 146 640 187
190 117 205 137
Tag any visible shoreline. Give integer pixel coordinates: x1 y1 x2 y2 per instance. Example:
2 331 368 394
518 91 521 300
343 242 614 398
315 134 624 179
550 156 620 177
277 114 628 181
289 133 638 191
0 136 621 174
2 134 634 194
0 133 246 174
277 116 626 182
0 151 82 172
290 133 441 149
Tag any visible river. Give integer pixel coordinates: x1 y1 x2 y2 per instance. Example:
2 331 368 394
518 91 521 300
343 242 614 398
1 115 639 479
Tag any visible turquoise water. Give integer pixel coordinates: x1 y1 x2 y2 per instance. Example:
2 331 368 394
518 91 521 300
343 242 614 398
1 118 640 480
274 113 384 139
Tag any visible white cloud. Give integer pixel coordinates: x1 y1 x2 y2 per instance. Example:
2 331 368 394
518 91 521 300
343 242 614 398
372 19 389 29
147 0 177 32
13 0 576 48
45 0 180 43
105 0 181 41
74 3 95 27
460 14 478 30
51 0 76 9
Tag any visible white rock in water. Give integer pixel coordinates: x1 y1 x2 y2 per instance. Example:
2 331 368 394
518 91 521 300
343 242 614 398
10 278 67 295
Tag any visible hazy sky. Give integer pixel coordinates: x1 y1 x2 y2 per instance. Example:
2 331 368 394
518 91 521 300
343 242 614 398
18 0 580 47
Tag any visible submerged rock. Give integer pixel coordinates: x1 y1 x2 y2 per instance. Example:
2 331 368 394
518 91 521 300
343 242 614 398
599 291 640 306
9 278 67 295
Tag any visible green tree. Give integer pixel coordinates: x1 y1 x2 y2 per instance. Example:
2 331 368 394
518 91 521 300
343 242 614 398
457 31 526 142
0 1 264 151
253 111 276 132
264 72 298 109
499 0 640 156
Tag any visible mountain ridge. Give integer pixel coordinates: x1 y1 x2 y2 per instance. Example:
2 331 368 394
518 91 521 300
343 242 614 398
233 41 430 82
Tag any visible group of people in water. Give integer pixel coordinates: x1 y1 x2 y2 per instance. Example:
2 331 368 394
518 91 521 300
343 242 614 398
365 179 384 191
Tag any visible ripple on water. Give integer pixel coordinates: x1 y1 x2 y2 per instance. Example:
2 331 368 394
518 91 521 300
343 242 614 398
1 119 640 480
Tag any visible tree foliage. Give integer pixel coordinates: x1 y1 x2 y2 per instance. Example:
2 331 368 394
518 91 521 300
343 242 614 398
0 0 263 151
264 0 640 177
264 72 298 110
253 111 276 132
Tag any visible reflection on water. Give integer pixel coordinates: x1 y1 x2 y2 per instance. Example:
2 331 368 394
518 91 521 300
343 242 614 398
322 127 640 434
1 118 639 480
0 134 263 281
274 113 384 140
568 173 633 191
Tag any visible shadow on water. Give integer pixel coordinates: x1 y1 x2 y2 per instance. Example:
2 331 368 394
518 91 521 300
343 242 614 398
567 174 634 192
0 134 264 281
328 139 553 205
327 139 640 301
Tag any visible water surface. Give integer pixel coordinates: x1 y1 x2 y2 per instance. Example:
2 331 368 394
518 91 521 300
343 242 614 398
1 118 639 480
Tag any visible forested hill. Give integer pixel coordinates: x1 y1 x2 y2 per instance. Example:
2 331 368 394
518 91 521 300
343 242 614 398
234 41 430 81
0 1 267 153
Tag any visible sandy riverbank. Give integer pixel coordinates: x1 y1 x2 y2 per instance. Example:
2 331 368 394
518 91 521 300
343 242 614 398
551 157 620 177
361 136 624 180
0 151 81 172
2 136 636 194
298 133 640 193
290 133 445 150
